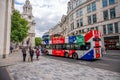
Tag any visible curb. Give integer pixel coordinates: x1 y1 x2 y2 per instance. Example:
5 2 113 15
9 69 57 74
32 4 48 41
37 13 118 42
6 67 14 80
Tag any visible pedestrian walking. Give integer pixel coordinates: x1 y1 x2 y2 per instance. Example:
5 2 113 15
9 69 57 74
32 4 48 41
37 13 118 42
40 46 43 55
29 47 34 62
35 48 40 60
22 47 27 62
102 46 106 55
10 46 13 54
15 44 19 52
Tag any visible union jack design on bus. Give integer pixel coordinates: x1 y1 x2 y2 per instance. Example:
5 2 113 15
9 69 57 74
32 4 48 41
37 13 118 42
42 30 102 60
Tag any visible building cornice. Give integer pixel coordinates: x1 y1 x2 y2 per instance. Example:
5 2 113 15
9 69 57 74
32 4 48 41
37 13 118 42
67 0 98 16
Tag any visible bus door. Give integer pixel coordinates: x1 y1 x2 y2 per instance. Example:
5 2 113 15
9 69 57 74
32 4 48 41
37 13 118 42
94 46 100 59
93 30 101 59
93 38 101 59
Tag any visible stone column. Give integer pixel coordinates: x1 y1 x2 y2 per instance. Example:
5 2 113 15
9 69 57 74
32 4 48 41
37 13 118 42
3 0 11 58
0 0 6 57
0 0 11 58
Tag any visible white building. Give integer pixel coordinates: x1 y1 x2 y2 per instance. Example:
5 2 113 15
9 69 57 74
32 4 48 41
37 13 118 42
60 15 68 37
67 0 120 50
0 0 14 57
22 0 35 47
48 23 62 35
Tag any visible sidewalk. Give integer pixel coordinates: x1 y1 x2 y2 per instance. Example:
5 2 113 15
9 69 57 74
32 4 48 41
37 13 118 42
0 50 22 67
106 50 120 56
0 50 22 80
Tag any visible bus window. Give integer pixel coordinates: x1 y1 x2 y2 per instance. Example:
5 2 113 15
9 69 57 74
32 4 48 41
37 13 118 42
53 44 62 50
49 44 52 49
46 44 50 49
50 35 52 40
70 44 78 50
62 44 66 49
74 44 80 50
56 44 61 49
71 44 74 50
79 43 90 50
56 45 59 49
93 38 101 41
80 45 85 50
52 44 56 49
85 43 90 50
59 44 63 50
66 44 71 50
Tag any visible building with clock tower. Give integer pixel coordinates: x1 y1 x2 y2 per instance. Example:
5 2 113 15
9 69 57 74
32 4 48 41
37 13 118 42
22 0 35 47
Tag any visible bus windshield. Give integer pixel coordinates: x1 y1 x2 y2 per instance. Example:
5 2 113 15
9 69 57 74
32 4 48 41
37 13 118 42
93 38 101 41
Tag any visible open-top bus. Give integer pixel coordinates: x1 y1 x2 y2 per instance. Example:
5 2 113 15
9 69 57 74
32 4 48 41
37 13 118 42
42 30 102 60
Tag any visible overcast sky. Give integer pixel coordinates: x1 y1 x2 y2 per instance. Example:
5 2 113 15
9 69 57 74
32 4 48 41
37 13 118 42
14 0 69 37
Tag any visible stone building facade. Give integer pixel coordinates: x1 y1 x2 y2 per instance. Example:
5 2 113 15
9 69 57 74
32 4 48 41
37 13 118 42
22 0 35 47
60 15 69 37
48 23 62 35
66 0 120 50
0 0 14 57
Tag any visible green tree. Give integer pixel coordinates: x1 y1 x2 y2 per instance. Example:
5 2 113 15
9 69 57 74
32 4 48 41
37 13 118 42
35 37 42 46
11 10 29 43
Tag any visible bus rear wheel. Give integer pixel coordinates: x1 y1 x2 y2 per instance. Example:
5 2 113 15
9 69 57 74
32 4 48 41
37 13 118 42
64 52 69 58
72 53 78 59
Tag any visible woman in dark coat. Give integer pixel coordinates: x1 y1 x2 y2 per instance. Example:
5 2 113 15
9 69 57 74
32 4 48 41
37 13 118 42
22 47 27 62
29 47 34 62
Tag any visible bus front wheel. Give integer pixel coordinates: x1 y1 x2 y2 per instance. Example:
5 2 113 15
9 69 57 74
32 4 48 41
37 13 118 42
72 53 78 59
64 52 69 58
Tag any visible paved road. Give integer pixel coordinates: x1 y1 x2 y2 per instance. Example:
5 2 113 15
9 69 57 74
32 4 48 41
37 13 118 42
43 51 120 73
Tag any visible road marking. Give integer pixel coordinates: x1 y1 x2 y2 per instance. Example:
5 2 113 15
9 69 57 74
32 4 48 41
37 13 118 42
96 63 109 66
103 58 120 62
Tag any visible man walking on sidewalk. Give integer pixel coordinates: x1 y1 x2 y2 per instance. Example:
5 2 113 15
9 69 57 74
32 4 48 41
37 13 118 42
22 47 27 62
29 47 34 62
10 46 13 54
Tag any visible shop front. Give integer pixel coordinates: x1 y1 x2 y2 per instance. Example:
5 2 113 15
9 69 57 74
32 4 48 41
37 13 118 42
104 36 120 50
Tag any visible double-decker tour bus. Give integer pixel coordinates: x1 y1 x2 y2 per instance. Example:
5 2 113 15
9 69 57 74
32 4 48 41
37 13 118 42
42 30 102 60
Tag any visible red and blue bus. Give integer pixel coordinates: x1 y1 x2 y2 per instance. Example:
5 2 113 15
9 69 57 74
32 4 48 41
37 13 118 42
42 30 102 60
